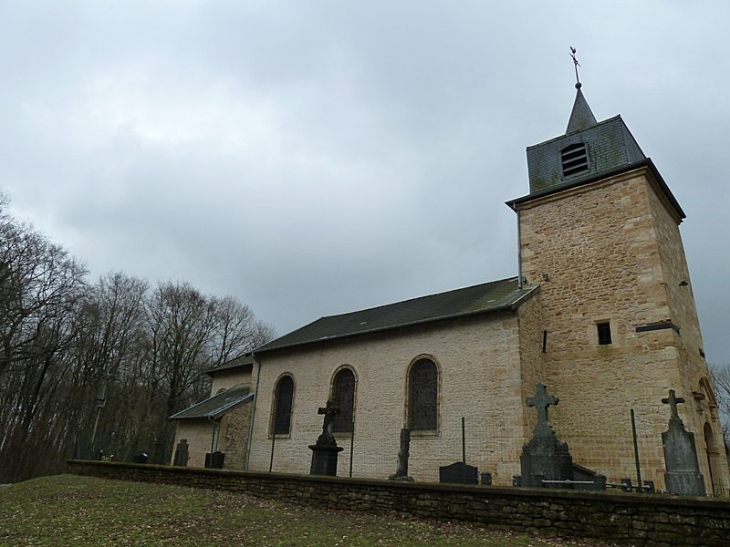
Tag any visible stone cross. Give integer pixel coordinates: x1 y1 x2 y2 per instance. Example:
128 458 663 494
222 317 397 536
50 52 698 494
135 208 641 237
317 398 340 444
527 383 559 436
661 389 685 423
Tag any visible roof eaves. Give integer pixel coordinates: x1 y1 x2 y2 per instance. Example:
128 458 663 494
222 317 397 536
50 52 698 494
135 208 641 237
204 354 254 376
526 115 622 151
169 391 253 421
506 158 685 220
254 285 539 355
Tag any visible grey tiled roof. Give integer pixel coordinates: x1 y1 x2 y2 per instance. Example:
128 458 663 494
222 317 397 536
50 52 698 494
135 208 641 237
204 354 254 376
169 385 252 420
526 115 647 196
566 87 597 134
255 277 536 354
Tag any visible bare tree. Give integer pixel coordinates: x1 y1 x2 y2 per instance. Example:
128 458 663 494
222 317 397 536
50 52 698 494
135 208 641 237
710 364 730 448
70 273 150 461
210 295 276 365
0 189 275 479
0 199 87 481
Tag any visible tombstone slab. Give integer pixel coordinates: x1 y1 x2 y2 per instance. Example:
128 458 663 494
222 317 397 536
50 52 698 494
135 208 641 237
661 390 706 496
520 383 574 487
389 428 414 481
173 439 189 467
439 461 479 485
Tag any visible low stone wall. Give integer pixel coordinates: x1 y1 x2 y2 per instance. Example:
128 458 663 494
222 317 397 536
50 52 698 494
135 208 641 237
66 460 730 546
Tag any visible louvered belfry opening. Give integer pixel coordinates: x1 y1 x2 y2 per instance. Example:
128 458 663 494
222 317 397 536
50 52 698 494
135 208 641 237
561 142 588 177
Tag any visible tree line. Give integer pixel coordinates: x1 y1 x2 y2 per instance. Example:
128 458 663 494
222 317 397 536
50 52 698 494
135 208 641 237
0 192 274 483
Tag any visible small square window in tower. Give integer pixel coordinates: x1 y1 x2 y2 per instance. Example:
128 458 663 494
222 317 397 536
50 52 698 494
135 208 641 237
561 142 588 178
596 322 612 345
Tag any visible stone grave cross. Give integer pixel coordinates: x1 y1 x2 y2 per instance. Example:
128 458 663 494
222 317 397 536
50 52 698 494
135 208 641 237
317 398 340 444
660 388 705 495
527 382 559 436
661 389 685 423
309 398 343 476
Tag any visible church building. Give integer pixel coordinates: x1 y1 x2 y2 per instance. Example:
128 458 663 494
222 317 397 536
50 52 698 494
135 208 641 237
171 83 729 495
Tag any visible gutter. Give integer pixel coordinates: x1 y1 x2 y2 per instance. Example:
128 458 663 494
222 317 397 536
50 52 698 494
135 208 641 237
516 208 523 289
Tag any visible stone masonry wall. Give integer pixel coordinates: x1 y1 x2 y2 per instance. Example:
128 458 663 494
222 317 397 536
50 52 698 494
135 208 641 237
517 291 545 438
170 402 252 470
210 368 251 394
219 401 252 470
514 166 729 493
171 420 214 468
248 309 534 485
644 176 729 495
67 461 730 547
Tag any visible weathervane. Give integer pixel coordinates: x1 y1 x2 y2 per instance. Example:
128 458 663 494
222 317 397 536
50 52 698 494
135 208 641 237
569 46 581 89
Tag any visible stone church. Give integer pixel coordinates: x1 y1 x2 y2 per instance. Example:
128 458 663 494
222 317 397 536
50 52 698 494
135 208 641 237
171 84 729 495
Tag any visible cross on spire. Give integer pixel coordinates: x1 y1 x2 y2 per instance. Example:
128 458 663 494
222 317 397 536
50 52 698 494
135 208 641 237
569 46 582 89
527 383 559 436
661 389 685 422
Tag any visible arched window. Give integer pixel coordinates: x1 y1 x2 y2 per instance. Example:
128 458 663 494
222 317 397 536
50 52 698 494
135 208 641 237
331 368 356 433
408 358 438 431
272 375 294 435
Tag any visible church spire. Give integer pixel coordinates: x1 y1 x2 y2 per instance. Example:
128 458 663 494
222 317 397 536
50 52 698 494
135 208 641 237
566 47 597 134
566 85 597 134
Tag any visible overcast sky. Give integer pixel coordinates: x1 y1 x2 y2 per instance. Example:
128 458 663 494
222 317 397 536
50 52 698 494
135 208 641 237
1 2 729 364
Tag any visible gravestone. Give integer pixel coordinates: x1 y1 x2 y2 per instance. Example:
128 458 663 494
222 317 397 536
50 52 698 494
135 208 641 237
173 439 189 467
520 383 574 487
662 389 706 496
389 428 414 481
439 461 479 484
309 398 344 476
205 451 225 469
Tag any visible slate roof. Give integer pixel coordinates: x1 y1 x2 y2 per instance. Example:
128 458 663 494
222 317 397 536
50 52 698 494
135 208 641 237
255 277 536 354
566 86 598 134
169 385 252 420
204 354 254 376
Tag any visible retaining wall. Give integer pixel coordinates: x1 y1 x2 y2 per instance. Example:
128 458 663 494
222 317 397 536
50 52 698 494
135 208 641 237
66 460 730 546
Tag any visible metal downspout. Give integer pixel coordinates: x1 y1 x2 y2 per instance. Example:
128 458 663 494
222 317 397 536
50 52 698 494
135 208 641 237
244 354 262 470
207 415 220 453
516 207 523 289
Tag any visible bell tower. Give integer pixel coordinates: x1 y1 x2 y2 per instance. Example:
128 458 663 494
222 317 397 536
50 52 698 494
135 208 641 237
508 79 729 495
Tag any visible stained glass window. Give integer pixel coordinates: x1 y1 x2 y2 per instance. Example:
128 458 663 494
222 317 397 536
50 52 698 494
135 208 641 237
408 359 438 431
331 368 356 433
272 375 294 435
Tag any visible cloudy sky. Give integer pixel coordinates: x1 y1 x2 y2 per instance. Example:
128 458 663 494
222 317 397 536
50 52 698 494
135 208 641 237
1 2 729 363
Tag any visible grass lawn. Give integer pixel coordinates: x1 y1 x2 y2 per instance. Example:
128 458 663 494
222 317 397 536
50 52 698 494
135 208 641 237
0 474 614 546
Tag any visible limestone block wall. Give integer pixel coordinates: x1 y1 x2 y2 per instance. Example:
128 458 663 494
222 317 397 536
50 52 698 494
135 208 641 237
514 165 729 493
171 420 214 468
210 368 252 394
248 310 535 485
517 291 545 438
170 402 252 470
643 176 729 494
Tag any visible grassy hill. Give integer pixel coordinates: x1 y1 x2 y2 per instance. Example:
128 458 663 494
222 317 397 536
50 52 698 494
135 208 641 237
0 474 613 546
